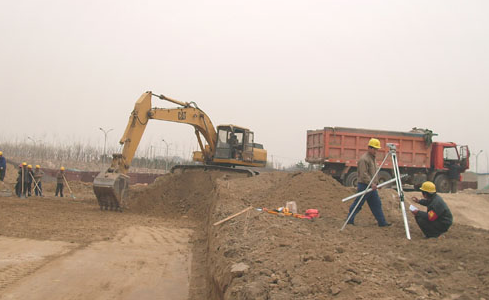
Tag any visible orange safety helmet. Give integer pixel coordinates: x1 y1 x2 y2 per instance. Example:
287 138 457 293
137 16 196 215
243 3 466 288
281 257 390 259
60 166 65 171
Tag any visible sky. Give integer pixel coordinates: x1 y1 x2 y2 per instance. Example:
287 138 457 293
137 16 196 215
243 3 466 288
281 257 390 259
1 0 488 171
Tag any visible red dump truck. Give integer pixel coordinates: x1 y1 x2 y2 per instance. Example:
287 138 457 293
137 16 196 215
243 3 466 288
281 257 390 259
306 127 470 193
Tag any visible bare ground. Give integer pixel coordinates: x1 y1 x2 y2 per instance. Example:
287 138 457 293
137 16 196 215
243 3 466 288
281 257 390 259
1 163 489 300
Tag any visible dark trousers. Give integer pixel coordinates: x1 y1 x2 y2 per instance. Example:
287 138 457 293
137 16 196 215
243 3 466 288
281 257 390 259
348 183 388 226
27 182 32 196
55 183 64 197
0 169 5 181
15 181 21 197
415 216 450 238
449 179 458 193
34 182 43 196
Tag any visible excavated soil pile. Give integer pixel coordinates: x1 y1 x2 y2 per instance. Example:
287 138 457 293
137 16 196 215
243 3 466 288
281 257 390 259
206 172 489 300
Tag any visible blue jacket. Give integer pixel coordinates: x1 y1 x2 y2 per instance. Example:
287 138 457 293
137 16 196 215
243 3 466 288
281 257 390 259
0 156 6 170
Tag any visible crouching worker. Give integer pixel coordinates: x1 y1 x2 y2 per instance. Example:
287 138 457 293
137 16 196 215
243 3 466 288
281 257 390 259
411 181 453 238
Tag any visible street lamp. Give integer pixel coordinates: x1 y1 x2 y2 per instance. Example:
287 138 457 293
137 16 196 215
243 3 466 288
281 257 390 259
162 139 171 172
99 127 113 164
476 150 483 174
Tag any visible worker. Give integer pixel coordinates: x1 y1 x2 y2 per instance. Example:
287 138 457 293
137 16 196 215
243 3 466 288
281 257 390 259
0 151 6 181
447 161 464 193
26 165 34 196
17 162 29 197
15 164 22 197
33 165 44 196
55 166 65 197
229 132 239 158
410 181 453 238
346 138 391 227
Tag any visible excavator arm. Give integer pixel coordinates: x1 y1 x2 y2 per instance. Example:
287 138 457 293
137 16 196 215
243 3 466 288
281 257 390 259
93 91 218 210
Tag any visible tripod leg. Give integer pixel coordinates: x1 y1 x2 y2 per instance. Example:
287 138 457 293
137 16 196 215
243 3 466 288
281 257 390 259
391 152 411 240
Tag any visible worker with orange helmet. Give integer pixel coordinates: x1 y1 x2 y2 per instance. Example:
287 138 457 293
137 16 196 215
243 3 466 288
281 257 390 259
411 181 453 238
55 166 65 197
33 165 44 196
0 151 6 181
346 138 391 227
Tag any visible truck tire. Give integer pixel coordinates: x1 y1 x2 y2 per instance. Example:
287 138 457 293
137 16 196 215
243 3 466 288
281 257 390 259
345 172 358 187
434 174 450 193
378 171 393 187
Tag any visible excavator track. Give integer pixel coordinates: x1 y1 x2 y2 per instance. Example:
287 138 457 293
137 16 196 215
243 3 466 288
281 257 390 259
170 164 259 177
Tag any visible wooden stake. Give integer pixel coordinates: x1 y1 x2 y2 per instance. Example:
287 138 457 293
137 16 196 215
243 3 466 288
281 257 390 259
213 206 253 226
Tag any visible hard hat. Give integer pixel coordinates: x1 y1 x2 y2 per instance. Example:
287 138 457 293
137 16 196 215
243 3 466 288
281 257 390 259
0 151 3 155
36 165 40 168
22 162 27 166
28 164 32 169
420 181 436 193
368 138 381 149
60 166 65 171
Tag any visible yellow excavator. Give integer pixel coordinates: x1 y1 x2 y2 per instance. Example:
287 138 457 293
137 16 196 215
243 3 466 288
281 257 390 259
93 91 267 211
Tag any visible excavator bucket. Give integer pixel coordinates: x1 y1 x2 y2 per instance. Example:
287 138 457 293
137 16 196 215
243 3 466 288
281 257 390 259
93 172 129 211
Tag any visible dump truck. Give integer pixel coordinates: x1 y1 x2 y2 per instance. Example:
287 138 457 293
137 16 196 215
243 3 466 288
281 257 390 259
93 91 267 211
306 127 470 193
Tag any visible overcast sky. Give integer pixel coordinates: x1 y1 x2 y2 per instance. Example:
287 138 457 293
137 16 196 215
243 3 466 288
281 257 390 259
1 0 488 171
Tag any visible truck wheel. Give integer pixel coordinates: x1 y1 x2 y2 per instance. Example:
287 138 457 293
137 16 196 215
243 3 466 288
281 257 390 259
378 171 393 187
345 172 358 187
434 174 450 193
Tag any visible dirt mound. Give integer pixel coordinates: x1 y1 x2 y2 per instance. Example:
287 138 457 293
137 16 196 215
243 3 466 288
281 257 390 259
125 170 248 219
207 171 489 300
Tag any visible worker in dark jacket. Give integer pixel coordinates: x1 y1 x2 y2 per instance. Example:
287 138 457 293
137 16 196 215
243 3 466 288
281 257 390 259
0 151 6 181
15 164 22 197
447 161 464 193
411 181 453 238
27 164 34 196
346 138 391 227
33 165 44 196
55 166 65 197
16 162 29 197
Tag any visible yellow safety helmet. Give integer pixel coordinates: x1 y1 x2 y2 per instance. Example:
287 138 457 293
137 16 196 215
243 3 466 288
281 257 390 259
0 151 3 155
420 181 436 193
60 166 65 171
368 138 381 149
36 165 40 169
28 164 32 169
22 162 27 166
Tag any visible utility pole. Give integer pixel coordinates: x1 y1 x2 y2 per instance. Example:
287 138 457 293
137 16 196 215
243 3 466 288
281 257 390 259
162 139 171 172
476 150 483 174
99 127 113 164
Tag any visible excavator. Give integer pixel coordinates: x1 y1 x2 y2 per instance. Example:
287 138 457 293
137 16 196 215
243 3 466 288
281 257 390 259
93 91 267 211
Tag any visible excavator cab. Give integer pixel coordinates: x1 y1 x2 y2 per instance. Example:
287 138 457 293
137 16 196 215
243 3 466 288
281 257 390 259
213 125 265 166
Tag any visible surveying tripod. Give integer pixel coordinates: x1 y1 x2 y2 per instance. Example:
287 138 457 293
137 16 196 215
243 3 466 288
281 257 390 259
341 143 411 240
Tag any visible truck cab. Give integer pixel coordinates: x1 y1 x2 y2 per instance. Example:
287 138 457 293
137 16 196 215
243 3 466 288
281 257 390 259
431 142 470 170
430 142 470 192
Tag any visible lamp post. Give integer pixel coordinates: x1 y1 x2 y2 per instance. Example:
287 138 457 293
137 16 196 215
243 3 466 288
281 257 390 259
99 128 113 164
476 150 483 174
162 139 171 172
